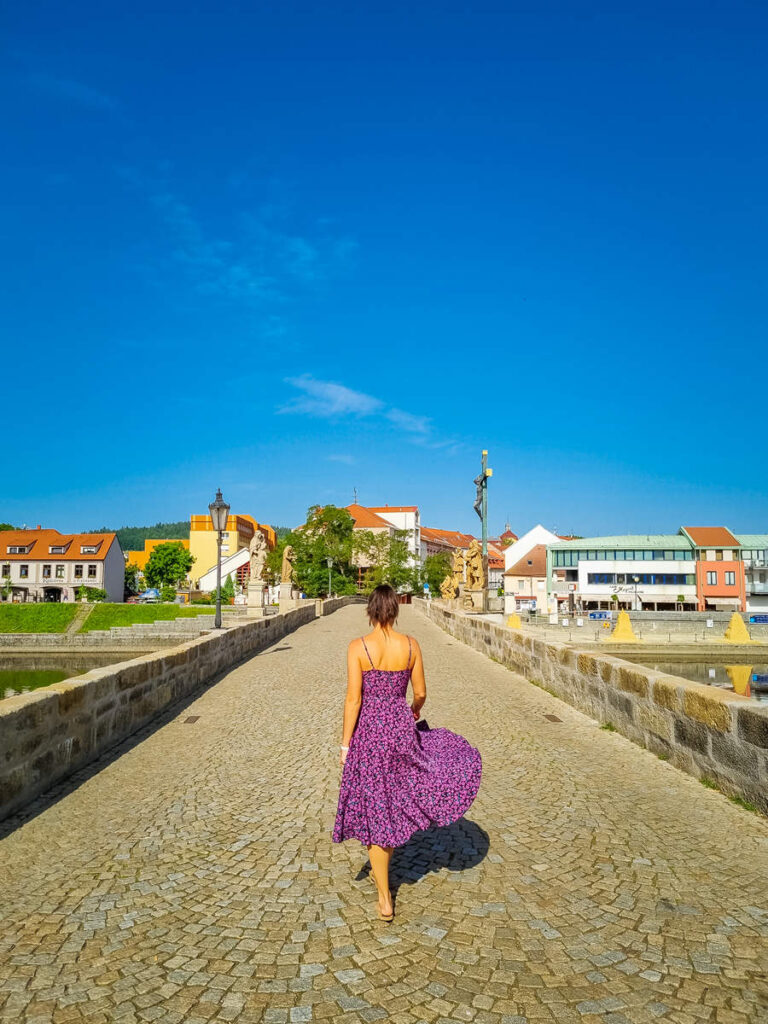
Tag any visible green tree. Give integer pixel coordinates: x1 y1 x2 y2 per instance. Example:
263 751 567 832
144 542 195 588
354 528 413 594
124 562 141 595
0 523 16 532
286 505 358 597
221 575 235 602
418 552 452 596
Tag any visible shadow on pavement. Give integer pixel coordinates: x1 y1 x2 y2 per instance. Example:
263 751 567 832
355 817 489 889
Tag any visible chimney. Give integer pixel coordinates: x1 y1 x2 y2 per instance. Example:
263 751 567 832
37 524 42 530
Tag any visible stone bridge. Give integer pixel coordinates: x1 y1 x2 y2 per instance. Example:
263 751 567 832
1 605 767 1023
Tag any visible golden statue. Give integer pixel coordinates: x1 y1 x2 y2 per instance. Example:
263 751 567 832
465 539 485 591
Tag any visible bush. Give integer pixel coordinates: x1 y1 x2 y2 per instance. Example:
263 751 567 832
161 584 177 602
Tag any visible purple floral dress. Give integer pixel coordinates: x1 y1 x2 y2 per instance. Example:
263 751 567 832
333 636 482 847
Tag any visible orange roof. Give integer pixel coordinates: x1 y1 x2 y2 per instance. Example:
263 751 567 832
367 505 418 513
504 544 548 577
682 526 740 548
345 504 393 529
0 529 118 562
421 526 476 549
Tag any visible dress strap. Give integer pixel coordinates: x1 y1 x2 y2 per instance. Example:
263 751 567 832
361 637 375 669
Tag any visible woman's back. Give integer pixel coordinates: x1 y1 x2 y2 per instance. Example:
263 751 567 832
358 629 413 672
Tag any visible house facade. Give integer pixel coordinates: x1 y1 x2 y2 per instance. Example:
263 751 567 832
503 544 548 614
739 535 768 613
1 528 125 603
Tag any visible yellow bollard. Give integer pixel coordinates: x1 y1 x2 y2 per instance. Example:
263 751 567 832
726 665 752 697
605 610 639 643
506 613 522 629
723 613 755 644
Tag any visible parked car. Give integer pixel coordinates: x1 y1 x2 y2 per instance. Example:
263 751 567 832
138 588 161 603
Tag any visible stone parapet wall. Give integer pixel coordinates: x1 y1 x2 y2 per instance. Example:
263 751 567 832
0 605 319 822
320 595 365 616
418 600 768 814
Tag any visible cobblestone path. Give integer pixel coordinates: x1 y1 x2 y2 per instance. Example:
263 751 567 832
2 605 768 1024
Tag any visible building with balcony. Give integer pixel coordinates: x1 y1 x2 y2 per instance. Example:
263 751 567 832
1 528 124 602
738 535 768 613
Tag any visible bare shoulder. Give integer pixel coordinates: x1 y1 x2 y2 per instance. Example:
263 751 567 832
347 637 364 655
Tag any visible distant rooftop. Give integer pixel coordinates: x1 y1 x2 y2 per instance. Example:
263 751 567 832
549 534 689 550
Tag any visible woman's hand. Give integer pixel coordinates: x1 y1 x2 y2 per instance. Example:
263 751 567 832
411 704 420 721
339 746 349 767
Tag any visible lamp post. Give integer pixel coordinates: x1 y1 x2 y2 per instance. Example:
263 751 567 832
208 488 230 629
632 575 641 612
326 557 333 599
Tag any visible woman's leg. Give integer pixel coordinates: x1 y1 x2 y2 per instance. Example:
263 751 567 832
367 844 393 913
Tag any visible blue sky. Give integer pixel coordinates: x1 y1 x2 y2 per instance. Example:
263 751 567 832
3 1 766 537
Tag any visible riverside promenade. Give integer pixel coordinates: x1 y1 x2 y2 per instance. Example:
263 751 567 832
1 605 768 1024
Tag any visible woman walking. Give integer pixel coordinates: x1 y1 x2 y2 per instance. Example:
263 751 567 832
333 584 482 921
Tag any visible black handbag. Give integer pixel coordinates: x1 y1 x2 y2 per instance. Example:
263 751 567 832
415 718 431 732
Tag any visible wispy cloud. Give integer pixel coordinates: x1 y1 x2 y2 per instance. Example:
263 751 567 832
26 72 117 110
119 168 358 323
279 375 383 418
279 375 463 453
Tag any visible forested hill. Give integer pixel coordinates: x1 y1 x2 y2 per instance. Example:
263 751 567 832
92 522 190 552
91 521 293 551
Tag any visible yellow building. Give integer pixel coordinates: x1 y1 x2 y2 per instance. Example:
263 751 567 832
189 514 275 585
124 538 190 572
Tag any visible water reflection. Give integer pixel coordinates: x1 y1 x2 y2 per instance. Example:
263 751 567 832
626 658 768 701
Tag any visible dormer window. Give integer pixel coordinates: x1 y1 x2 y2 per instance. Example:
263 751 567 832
50 545 67 554
8 545 29 554
81 545 99 554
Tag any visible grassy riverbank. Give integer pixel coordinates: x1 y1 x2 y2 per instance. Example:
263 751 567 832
0 605 79 633
0 603 233 634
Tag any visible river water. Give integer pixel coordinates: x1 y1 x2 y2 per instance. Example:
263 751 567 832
0 653 143 700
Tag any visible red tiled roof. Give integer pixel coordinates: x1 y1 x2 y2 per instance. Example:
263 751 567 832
683 526 740 548
0 529 118 561
345 504 393 529
421 527 475 548
504 544 547 577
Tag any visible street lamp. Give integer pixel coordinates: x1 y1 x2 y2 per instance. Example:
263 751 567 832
632 575 641 612
326 556 333 599
208 488 230 629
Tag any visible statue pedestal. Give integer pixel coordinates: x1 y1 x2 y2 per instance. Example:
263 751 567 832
247 583 266 617
279 582 299 614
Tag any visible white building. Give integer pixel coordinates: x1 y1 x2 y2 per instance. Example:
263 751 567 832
547 535 698 612
1 528 125 603
739 535 768 613
366 505 421 567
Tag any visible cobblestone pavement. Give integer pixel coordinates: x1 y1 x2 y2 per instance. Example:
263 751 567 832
2 605 768 1024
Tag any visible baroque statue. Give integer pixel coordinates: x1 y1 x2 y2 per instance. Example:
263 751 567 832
249 530 268 583
465 539 485 591
281 544 295 583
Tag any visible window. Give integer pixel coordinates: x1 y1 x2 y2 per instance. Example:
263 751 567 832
725 571 735 586
8 545 28 554
49 545 66 554
715 550 723 561
87 564 97 579
518 579 525 589
55 565 64 579
20 564 29 578
1 564 9 577
74 564 83 578
707 571 717 585
222 532 229 539
43 564 52 578
81 545 98 554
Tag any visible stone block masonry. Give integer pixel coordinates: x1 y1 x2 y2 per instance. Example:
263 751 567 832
419 600 768 814
0 598 359 822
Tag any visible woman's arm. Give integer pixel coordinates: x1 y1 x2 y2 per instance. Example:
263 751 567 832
340 640 363 765
409 638 427 720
